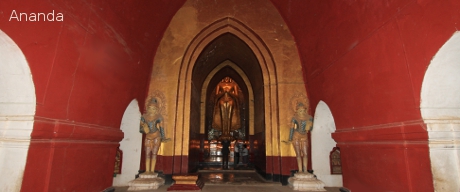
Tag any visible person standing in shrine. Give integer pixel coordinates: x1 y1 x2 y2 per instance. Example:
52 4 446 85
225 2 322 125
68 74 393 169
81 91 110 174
221 139 231 169
234 140 241 167
241 144 249 167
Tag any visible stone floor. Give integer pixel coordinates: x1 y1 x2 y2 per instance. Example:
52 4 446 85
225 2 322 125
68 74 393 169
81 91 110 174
114 185 340 192
198 169 282 186
113 165 340 192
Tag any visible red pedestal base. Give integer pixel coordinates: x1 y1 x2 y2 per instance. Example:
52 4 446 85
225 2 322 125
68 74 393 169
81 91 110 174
167 174 204 191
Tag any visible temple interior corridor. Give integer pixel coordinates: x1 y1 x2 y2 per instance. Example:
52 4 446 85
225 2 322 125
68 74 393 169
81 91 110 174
1 0 460 192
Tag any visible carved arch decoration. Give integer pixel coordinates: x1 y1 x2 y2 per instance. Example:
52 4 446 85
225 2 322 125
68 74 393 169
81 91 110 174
175 17 280 157
147 0 306 175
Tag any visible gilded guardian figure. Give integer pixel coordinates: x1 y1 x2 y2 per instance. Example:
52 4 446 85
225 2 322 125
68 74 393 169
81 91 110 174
285 102 313 173
140 97 170 173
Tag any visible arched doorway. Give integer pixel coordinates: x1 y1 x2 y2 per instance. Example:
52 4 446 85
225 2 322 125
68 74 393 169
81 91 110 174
312 101 343 187
182 19 273 174
145 0 307 183
113 99 142 186
189 32 263 169
421 31 460 192
0 29 36 191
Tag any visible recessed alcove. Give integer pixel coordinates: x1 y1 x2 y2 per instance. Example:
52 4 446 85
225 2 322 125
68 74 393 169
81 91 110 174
147 2 307 181
189 33 264 169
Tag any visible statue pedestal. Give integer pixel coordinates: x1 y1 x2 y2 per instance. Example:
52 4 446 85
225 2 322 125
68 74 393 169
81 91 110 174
288 173 326 191
127 172 165 191
167 173 204 191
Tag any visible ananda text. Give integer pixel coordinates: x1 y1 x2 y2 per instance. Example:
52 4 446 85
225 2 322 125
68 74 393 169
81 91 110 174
9 10 63 22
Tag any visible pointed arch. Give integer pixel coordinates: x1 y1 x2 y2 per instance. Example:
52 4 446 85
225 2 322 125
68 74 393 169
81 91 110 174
113 99 142 186
0 29 36 191
147 1 307 179
200 60 255 135
421 31 460 192
312 101 343 187
175 17 279 157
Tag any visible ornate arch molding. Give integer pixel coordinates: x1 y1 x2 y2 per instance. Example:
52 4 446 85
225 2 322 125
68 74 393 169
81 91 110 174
175 17 279 148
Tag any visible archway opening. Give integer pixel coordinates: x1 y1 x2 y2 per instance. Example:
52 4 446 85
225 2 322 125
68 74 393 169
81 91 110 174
0 29 36 191
421 31 460 192
147 11 304 181
112 99 142 186
188 33 264 171
312 101 343 187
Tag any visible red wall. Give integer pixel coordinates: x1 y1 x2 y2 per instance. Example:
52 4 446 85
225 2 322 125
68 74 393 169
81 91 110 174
271 0 460 191
0 0 185 191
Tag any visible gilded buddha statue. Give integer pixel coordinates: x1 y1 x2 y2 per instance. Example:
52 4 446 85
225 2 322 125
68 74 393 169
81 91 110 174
212 77 240 141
